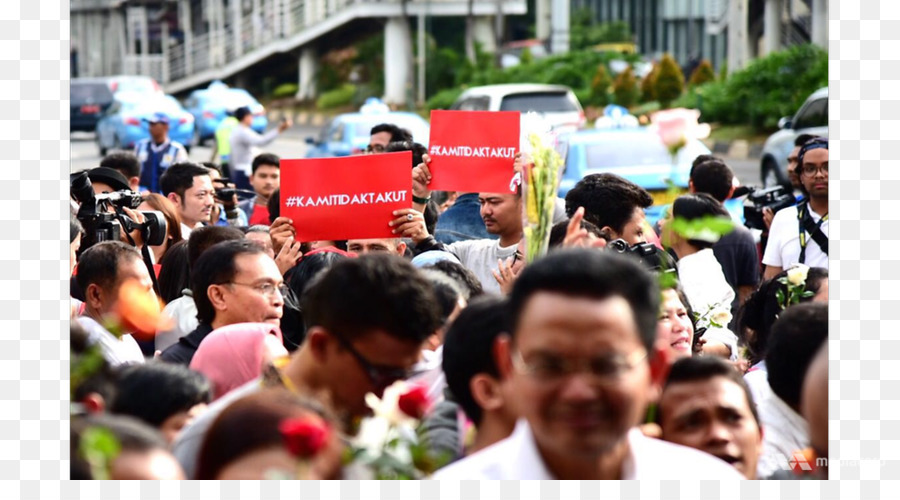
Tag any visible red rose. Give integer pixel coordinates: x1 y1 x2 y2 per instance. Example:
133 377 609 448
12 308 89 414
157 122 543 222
279 416 330 458
397 384 430 420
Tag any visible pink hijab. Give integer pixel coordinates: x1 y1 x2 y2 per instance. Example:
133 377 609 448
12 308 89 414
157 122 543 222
189 323 284 401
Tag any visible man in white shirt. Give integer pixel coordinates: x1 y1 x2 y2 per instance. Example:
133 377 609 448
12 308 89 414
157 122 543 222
75 241 150 366
433 249 742 480
229 106 291 190
762 137 828 279
160 162 216 239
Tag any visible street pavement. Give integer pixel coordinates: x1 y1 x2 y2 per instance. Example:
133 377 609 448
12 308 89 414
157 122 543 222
70 125 761 185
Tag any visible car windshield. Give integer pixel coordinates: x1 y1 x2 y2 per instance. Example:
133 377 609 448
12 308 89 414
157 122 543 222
71 83 113 105
115 78 158 94
499 92 579 113
582 134 673 168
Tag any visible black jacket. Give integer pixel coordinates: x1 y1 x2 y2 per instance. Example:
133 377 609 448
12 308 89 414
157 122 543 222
159 322 213 365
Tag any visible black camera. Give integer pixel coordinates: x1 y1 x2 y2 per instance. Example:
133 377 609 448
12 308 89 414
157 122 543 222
70 171 167 251
607 239 663 272
742 186 796 231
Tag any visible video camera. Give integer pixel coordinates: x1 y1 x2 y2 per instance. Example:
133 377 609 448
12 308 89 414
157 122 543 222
70 171 167 252
606 239 663 272
741 185 796 231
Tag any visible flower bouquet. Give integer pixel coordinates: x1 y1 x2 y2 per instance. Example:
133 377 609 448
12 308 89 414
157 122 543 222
348 381 450 479
520 115 565 264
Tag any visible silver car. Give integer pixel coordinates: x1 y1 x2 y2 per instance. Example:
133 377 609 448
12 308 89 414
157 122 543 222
759 87 828 188
450 84 586 135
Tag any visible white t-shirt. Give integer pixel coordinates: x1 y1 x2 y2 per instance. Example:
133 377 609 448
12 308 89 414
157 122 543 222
755 391 810 478
77 316 145 367
677 248 738 360
155 292 198 353
447 239 518 295
432 419 744 480
762 203 828 270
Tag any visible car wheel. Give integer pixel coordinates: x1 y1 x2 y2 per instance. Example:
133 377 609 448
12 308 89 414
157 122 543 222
761 158 788 190
98 137 107 157
192 126 202 147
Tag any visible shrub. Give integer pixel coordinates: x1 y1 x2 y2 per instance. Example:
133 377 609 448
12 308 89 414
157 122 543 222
426 87 464 111
654 53 685 109
589 64 613 107
612 66 639 109
271 83 299 99
316 83 356 110
520 47 534 66
689 59 715 87
640 63 658 102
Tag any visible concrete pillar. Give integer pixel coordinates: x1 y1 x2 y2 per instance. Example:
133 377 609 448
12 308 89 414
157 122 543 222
232 0 243 58
297 46 317 100
550 0 569 54
536 0 551 40
727 0 749 74
384 17 412 106
811 0 827 48
472 16 496 53
763 0 782 55
180 0 193 75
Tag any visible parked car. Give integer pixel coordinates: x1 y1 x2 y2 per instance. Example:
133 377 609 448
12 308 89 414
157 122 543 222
450 84 586 135
71 78 115 132
96 92 195 156
107 75 164 95
183 81 267 145
304 100 430 158
759 87 828 189
557 126 713 227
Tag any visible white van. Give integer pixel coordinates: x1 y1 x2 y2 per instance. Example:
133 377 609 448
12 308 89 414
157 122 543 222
450 84 586 134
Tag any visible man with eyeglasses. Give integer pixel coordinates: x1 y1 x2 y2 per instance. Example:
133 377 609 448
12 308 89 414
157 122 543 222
762 137 829 279
160 162 216 239
434 249 741 480
368 123 412 154
160 239 285 365
172 254 441 478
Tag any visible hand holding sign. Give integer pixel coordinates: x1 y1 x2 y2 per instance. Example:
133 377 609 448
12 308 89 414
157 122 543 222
427 111 520 193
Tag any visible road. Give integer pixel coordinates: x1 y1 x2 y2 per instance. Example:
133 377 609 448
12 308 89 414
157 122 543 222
71 125 761 185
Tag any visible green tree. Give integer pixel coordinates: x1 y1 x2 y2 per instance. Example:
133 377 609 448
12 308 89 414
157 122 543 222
654 53 685 109
590 64 612 106
612 66 639 109
689 59 716 87
520 47 534 65
641 63 658 102
570 8 632 50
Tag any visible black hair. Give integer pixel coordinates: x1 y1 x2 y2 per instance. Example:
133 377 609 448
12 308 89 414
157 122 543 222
508 249 659 353
385 140 428 167
739 267 828 364
301 254 441 344
671 193 731 249
192 239 266 324
797 136 828 171
245 225 270 235
689 159 734 203
70 215 83 244
794 133 815 147
233 106 251 122
200 162 221 175
565 173 653 234
689 154 719 177
281 251 350 350
420 269 465 326
187 225 245 269
251 153 280 175
159 162 212 199
766 302 828 409
268 188 280 223
370 123 413 143
71 322 118 410
441 295 509 425
157 240 190 304
661 356 760 425
548 217 605 249
75 240 141 294
110 362 211 428
423 260 484 299
71 413 170 479
100 152 141 179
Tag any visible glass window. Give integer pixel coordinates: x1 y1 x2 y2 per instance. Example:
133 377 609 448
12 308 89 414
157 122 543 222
499 92 579 113
792 98 827 130
71 83 113 105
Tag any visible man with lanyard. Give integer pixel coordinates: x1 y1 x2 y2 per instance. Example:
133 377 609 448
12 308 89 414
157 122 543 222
762 137 828 279
135 112 189 193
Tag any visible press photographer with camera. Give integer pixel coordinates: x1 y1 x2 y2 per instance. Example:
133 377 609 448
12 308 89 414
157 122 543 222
160 162 216 238
762 137 828 279
202 163 249 227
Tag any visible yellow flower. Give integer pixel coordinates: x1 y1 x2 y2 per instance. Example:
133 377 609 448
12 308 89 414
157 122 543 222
787 264 810 287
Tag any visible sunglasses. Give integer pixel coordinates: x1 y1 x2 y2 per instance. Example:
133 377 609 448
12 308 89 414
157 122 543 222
331 332 411 390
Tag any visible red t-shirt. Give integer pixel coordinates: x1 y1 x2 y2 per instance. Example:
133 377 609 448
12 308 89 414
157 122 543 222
249 204 271 226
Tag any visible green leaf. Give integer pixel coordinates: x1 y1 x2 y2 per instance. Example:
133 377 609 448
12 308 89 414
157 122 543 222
79 427 121 481
775 288 786 310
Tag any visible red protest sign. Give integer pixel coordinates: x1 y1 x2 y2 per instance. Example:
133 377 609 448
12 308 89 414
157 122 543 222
280 152 412 242
427 110 520 193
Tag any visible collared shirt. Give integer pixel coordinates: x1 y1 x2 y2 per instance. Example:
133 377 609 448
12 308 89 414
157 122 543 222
155 291 198 353
229 125 280 175
76 316 145 367
755 390 810 478
432 419 744 480
135 138 189 193
762 203 828 270
158 322 214 365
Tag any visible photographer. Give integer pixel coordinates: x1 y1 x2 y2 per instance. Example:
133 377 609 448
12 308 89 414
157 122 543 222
202 163 249 227
762 137 828 279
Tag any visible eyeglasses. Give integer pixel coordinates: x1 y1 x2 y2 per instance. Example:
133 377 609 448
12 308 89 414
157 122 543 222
511 349 647 385
511 250 524 266
801 164 828 176
366 144 386 154
331 331 411 389
227 281 288 299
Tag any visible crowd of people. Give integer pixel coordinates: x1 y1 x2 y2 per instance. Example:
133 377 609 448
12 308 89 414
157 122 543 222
69 114 829 481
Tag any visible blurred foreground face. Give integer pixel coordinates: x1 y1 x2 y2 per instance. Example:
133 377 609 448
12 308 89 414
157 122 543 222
346 238 404 256
511 293 651 460
659 376 763 479
657 289 694 359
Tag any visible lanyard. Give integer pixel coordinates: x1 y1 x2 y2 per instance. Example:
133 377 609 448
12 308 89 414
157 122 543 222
798 204 828 264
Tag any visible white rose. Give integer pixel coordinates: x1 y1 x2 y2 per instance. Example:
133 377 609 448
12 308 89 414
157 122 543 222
711 309 732 327
787 264 810 286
